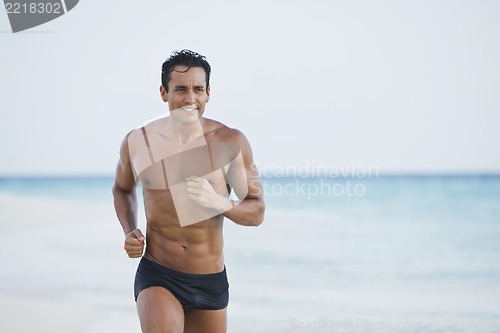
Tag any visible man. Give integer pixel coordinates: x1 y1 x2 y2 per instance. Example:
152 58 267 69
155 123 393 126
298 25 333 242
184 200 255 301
112 49 265 333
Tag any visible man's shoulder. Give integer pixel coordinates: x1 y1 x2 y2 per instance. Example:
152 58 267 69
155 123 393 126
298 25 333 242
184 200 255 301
203 118 245 142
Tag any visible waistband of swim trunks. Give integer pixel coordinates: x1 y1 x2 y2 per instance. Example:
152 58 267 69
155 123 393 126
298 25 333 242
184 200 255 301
139 257 227 279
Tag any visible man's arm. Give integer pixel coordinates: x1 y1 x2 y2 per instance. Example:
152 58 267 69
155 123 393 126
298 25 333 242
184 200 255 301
187 130 265 226
112 133 145 257
221 130 265 226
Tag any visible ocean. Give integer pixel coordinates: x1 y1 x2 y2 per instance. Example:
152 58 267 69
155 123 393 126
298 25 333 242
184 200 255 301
1 175 500 332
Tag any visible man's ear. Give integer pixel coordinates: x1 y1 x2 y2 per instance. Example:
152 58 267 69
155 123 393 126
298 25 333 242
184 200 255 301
159 85 168 102
206 85 210 103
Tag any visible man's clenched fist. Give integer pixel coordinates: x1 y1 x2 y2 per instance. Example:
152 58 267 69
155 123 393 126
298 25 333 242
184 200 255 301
124 229 145 258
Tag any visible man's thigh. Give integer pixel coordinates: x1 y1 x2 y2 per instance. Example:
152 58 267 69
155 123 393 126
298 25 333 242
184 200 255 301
184 308 227 333
136 286 185 333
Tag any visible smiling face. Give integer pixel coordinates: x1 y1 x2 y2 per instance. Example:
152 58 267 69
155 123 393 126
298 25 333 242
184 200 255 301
160 65 210 125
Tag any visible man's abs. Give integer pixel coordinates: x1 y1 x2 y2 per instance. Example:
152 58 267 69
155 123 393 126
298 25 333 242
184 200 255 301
143 221 224 274
142 190 225 274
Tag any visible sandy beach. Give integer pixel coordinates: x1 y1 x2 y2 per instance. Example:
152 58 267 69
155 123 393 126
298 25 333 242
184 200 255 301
0 193 141 333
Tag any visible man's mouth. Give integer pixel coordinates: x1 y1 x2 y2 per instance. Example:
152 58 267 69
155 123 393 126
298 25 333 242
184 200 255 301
181 106 198 113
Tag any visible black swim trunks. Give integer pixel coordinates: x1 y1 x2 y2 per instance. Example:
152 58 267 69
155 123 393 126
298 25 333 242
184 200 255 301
134 257 229 310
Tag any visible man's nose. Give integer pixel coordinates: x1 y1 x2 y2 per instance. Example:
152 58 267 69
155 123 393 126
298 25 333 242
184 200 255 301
185 90 196 104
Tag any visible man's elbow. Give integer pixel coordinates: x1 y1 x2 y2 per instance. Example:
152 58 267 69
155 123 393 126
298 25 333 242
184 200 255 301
112 183 123 197
251 200 265 226
112 182 135 198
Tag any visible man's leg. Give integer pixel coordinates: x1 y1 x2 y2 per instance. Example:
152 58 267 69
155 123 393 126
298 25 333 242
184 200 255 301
184 308 227 333
136 287 185 333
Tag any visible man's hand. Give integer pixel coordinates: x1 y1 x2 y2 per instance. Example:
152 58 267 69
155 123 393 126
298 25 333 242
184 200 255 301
186 176 231 212
124 229 145 258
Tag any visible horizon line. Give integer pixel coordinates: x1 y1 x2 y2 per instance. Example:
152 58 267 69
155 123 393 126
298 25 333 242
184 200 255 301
1 172 500 179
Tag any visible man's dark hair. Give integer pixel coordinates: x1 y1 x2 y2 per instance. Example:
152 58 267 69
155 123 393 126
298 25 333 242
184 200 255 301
161 49 211 92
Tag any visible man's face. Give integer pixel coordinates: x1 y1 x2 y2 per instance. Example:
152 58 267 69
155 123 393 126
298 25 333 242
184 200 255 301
160 65 210 125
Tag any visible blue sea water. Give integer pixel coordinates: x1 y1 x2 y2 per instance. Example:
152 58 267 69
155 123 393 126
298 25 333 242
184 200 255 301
1 175 500 332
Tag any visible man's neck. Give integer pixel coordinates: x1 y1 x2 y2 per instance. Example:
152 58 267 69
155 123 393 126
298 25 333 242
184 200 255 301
169 117 205 145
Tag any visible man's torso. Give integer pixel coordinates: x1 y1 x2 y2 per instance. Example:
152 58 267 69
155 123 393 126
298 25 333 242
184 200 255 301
127 117 240 274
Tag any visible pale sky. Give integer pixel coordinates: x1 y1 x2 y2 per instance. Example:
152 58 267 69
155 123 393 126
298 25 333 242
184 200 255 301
1 0 499 175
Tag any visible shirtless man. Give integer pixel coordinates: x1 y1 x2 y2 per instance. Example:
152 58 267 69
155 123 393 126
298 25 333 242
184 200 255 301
112 50 265 333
